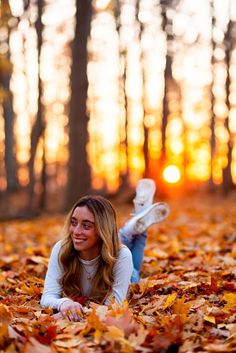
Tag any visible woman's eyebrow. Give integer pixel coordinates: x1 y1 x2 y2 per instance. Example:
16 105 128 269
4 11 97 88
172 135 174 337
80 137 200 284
71 217 95 224
83 220 95 224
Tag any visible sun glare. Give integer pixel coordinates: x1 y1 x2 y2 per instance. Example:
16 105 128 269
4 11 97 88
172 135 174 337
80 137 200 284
163 165 181 184
95 0 112 10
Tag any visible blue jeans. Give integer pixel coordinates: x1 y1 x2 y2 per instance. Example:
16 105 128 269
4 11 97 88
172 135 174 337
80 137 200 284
119 228 147 283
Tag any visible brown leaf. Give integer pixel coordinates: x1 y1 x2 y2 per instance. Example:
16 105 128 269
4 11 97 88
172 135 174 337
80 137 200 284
0 304 12 324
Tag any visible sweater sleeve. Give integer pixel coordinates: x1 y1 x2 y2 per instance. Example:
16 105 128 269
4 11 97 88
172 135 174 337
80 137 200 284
105 246 133 305
40 240 72 311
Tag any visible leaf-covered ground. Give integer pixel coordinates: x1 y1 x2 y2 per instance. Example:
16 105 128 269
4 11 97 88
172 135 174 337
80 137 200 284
0 192 236 353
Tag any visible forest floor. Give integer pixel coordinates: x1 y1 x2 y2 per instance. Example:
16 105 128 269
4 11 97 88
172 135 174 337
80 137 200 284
0 191 236 353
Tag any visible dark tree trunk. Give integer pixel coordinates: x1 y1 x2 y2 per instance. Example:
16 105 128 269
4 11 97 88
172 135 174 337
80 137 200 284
39 136 46 209
160 2 172 160
209 1 216 191
158 0 180 196
122 56 129 183
2 62 18 191
222 19 234 195
65 0 92 209
28 0 45 211
136 0 149 178
114 0 129 190
1 1 18 191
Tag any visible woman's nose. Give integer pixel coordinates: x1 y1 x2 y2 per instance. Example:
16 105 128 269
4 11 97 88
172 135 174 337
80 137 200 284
74 224 82 234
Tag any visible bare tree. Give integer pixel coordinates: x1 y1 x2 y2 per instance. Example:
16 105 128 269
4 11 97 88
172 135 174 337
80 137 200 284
114 0 130 190
160 0 174 161
0 0 18 191
159 0 181 186
27 0 45 212
65 0 92 209
209 0 216 191
222 17 234 195
135 0 149 177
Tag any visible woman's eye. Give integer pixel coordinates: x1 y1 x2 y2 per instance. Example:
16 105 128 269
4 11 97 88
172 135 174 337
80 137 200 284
71 220 77 226
83 223 91 229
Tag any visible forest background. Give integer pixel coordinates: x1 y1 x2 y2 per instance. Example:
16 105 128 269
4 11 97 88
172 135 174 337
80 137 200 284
1 2 236 352
0 0 236 219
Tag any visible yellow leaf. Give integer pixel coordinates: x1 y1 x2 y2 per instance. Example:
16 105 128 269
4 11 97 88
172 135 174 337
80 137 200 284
105 325 124 339
163 292 178 309
94 329 102 344
204 315 216 324
223 293 236 311
223 293 236 305
172 297 191 321
86 308 105 331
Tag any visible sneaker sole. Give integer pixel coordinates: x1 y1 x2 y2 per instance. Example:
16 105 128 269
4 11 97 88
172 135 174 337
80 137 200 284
133 179 156 213
134 202 170 234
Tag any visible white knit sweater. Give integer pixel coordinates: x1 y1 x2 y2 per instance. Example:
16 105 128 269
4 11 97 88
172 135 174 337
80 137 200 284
40 240 133 310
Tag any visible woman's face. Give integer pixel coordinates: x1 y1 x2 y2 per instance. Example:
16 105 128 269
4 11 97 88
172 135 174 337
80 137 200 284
70 206 101 260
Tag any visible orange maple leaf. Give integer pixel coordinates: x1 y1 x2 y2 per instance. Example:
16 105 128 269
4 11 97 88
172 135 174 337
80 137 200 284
0 304 12 324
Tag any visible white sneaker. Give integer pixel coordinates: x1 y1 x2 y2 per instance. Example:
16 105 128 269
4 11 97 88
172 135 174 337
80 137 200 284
133 179 156 214
122 202 170 238
134 202 170 234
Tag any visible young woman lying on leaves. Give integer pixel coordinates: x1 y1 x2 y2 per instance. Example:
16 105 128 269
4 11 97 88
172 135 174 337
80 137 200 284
40 179 169 321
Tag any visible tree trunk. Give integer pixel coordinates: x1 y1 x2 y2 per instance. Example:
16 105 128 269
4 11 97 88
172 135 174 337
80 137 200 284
27 0 44 211
157 0 174 197
114 0 129 190
209 1 216 192
2 61 18 191
65 0 92 209
222 19 234 195
1 1 18 191
160 2 172 160
39 135 46 209
136 0 149 178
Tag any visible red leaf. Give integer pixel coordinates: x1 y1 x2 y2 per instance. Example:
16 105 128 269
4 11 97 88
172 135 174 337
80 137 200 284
34 325 57 345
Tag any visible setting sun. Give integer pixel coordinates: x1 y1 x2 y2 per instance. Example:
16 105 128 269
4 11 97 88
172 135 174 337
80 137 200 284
163 165 181 184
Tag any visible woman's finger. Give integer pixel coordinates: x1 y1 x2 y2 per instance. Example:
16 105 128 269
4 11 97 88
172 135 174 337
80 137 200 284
61 308 81 321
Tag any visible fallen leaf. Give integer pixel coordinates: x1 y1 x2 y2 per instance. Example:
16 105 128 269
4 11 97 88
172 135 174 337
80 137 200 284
163 292 178 310
204 316 216 324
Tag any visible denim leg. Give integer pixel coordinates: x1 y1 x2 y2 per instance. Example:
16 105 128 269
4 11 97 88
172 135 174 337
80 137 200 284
131 268 140 283
119 228 147 283
131 232 147 274
119 228 134 250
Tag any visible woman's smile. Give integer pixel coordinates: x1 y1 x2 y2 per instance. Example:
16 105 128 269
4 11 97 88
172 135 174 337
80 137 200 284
73 237 88 245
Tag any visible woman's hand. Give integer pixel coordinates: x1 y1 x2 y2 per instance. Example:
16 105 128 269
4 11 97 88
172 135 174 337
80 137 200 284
59 300 84 321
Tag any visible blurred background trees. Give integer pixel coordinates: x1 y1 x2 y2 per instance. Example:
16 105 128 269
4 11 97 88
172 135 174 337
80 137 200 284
0 0 236 217
65 0 92 209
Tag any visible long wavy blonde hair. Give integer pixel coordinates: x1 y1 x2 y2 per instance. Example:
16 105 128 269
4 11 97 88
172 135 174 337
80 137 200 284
59 195 121 303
